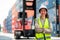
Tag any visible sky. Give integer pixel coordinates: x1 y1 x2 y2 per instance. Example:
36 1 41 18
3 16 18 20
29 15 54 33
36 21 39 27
0 0 16 27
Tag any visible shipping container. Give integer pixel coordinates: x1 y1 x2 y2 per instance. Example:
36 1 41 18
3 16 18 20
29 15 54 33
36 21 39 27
3 10 12 33
56 0 60 37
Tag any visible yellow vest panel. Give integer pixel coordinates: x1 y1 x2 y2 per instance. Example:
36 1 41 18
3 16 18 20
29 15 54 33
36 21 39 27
36 18 51 39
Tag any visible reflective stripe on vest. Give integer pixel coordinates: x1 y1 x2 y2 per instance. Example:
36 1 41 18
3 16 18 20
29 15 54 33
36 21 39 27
36 18 51 39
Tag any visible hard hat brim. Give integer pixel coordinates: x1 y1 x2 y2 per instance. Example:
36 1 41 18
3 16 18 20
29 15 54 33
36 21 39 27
39 8 48 13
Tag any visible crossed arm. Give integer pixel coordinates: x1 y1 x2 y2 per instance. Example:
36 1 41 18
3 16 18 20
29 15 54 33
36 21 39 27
35 20 52 34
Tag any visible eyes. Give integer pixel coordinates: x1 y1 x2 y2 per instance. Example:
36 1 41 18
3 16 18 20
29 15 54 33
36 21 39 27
40 9 47 13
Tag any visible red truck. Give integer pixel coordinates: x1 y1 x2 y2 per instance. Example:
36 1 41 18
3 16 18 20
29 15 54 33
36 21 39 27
14 12 35 39
14 0 36 39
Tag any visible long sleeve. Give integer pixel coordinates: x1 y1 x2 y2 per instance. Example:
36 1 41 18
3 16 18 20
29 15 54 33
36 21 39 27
44 22 52 33
35 19 43 33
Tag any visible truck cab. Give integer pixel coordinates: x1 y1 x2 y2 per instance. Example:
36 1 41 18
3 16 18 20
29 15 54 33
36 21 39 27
14 12 35 39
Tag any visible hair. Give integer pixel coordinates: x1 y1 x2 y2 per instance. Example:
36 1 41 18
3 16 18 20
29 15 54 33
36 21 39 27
39 8 49 18
45 13 49 18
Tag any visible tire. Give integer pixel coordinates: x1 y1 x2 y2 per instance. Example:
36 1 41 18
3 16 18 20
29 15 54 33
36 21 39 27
15 35 20 39
27 37 29 39
14 31 21 39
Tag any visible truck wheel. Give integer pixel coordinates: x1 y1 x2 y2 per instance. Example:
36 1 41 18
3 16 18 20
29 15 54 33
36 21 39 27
27 37 29 39
15 35 20 39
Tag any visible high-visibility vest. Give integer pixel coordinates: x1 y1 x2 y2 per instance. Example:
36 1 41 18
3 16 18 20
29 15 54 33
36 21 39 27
35 18 51 40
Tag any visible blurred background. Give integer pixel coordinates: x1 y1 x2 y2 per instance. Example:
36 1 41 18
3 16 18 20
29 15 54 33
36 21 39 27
0 0 60 40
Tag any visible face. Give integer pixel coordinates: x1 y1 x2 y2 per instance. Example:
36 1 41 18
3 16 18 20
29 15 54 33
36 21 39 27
40 8 47 16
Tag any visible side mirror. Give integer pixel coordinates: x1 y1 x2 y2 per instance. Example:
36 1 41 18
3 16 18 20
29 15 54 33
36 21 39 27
18 12 27 19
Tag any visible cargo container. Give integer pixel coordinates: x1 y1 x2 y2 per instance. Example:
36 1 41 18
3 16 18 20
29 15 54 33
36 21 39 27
3 10 12 33
0 25 1 32
56 0 60 37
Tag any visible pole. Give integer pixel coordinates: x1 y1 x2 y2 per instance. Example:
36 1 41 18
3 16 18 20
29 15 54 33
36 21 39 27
23 0 26 36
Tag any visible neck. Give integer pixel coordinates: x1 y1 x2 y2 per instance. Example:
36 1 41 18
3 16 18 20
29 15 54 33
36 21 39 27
40 15 45 20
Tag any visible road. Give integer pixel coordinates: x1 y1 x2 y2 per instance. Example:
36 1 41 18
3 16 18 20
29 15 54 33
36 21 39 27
0 32 60 40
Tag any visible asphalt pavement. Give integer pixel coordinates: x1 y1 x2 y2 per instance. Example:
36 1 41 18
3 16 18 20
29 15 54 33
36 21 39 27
0 32 60 40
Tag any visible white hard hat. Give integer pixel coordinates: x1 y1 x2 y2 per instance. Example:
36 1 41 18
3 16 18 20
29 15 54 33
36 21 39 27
39 5 47 9
39 5 47 12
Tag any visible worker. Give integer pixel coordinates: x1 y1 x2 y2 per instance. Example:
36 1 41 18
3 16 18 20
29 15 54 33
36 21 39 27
34 5 52 40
